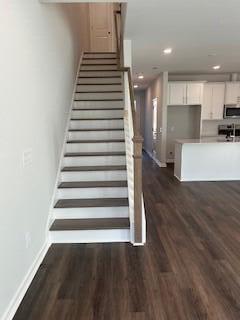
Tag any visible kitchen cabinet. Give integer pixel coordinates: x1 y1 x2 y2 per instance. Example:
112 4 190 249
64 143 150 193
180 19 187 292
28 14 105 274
168 82 186 105
225 82 240 105
212 83 225 119
168 82 203 106
187 83 203 105
202 83 225 120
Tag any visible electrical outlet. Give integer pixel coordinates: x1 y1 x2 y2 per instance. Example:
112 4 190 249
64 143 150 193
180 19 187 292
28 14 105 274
22 149 32 168
25 232 31 249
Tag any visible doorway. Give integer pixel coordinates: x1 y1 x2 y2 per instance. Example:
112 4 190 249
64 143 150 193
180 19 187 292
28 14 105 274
89 3 115 52
152 98 158 159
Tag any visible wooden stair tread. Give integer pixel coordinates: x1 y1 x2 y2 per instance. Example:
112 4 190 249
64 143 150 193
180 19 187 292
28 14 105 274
74 99 123 102
84 52 117 54
54 198 129 209
70 117 123 120
72 108 123 111
82 64 117 66
75 91 123 93
78 76 121 79
64 152 125 157
58 181 127 188
50 218 129 231
66 139 125 143
76 83 122 85
68 128 124 132
82 57 118 60
62 165 126 172
80 70 119 72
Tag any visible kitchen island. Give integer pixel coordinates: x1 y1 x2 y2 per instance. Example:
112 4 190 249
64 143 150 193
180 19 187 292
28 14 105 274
174 137 240 181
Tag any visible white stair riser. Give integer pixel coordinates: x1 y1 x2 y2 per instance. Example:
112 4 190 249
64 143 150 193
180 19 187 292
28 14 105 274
73 101 123 109
70 119 124 130
81 65 117 71
56 187 128 199
53 206 129 219
82 59 117 64
75 92 123 100
61 171 127 182
68 130 124 140
71 109 123 119
78 78 122 85
50 229 130 243
79 71 121 77
84 53 117 59
76 84 122 92
65 142 125 153
63 155 126 166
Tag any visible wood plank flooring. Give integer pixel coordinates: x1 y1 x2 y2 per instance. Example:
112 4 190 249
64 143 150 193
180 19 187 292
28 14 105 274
13 153 240 320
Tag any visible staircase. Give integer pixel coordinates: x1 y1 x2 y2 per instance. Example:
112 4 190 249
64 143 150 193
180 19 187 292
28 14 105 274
49 52 131 243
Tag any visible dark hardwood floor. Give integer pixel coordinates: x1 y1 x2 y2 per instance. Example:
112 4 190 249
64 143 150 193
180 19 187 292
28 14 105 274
14 153 240 320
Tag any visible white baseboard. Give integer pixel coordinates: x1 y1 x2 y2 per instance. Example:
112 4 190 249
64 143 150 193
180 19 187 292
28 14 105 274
166 158 175 163
144 149 167 167
174 173 182 181
2 241 50 320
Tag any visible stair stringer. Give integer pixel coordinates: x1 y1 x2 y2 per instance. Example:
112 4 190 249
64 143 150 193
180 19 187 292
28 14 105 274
46 53 84 234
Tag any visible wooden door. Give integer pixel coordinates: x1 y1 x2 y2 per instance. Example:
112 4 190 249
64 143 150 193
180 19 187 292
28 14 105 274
89 3 114 52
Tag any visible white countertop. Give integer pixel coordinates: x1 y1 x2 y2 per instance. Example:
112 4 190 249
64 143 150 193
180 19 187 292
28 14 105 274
175 136 240 144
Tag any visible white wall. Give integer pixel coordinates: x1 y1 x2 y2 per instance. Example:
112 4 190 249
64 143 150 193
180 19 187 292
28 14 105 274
0 2 88 318
167 105 201 160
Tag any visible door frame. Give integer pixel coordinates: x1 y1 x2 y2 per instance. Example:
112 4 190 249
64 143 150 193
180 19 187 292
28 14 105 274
152 97 158 158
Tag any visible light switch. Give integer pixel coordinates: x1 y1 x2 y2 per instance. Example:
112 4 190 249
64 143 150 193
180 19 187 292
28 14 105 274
25 232 31 249
22 149 33 168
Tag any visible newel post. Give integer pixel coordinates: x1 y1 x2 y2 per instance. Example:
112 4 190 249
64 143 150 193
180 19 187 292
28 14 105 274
132 134 144 243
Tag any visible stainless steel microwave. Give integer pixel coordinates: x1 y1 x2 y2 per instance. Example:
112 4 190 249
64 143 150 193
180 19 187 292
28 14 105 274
224 105 240 118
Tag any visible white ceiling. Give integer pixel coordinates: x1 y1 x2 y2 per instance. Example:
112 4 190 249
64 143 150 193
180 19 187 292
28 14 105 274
125 0 240 88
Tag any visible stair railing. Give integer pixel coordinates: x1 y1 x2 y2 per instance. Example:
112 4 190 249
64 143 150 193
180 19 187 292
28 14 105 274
114 9 144 244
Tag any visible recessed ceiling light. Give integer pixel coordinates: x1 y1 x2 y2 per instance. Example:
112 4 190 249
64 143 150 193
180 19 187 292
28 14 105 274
138 74 144 79
152 67 158 70
213 65 221 70
163 48 172 55
134 85 139 88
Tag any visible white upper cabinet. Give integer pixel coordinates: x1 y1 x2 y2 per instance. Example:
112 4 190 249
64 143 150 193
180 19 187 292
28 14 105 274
212 83 225 119
202 83 225 120
168 82 186 105
202 83 212 120
168 82 203 105
225 82 240 104
186 83 203 105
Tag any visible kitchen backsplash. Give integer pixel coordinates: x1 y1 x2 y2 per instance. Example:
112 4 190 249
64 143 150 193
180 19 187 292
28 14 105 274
201 119 240 137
